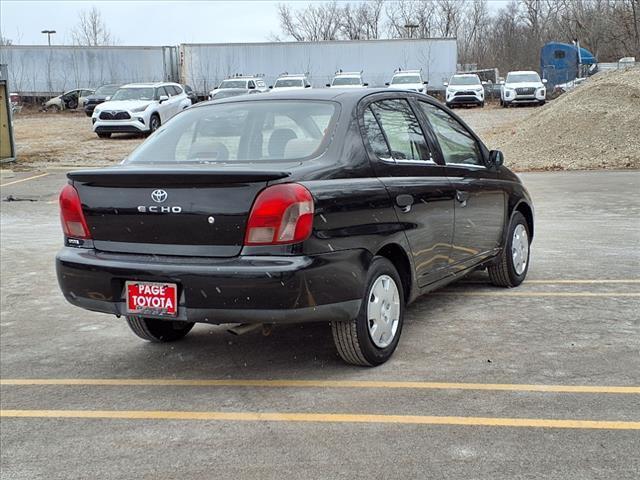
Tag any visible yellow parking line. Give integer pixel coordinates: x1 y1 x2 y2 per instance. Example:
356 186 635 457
0 173 49 187
2 379 638 394
434 292 640 297
462 280 640 285
2 409 638 430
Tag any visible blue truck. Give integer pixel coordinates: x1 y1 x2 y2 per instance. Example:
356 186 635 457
540 42 596 88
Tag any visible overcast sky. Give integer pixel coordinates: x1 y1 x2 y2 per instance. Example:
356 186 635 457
1 0 511 46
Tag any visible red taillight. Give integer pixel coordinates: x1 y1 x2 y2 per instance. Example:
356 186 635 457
244 183 314 246
59 184 92 239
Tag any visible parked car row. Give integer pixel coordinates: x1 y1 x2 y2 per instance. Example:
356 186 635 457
444 70 547 109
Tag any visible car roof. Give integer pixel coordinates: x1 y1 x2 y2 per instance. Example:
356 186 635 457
508 70 539 75
120 82 180 88
194 87 425 108
452 73 479 77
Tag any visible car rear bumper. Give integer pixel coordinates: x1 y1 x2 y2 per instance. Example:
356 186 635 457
56 247 368 324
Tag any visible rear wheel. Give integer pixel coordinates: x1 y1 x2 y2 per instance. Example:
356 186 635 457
126 316 194 342
331 256 404 366
488 211 530 287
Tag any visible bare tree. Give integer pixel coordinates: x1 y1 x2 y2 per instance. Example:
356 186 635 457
71 7 115 46
277 2 342 41
341 0 385 40
0 33 12 46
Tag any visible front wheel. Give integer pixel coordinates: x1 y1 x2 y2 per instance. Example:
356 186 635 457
331 256 405 366
488 211 531 287
126 316 194 342
148 114 161 134
97 132 111 139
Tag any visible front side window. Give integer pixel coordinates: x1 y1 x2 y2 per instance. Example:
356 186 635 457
156 86 169 99
418 102 482 166
368 99 431 162
126 100 338 164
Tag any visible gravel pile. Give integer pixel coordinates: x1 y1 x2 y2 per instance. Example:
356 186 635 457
485 67 640 171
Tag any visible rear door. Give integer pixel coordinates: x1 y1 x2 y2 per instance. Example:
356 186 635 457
416 101 505 267
360 95 455 287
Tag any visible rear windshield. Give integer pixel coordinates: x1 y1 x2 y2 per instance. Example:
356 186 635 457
126 100 339 164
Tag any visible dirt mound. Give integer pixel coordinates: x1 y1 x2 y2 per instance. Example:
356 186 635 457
485 67 640 171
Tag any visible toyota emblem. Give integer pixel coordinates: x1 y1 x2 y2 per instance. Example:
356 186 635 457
151 189 168 203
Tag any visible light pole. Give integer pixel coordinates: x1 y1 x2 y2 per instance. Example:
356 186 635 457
41 30 56 46
404 23 419 39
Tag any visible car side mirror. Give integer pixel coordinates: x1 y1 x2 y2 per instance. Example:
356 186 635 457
542 79 548 84
385 82 390 86
481 81 487 85
305 84 311 88
105 96 111 101
443 82 448 87
499 80 505 85
423 80 429 85
159 95 169 103
489 150 504 168
363 83 369 87
268 86 273 89
325 83 331 87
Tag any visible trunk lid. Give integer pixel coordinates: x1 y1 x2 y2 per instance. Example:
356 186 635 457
69 167 292 257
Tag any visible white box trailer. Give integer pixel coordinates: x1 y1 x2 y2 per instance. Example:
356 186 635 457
0 45 178 97
180 38 457 96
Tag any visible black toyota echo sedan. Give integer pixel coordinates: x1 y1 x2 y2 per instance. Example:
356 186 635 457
56 88 534 366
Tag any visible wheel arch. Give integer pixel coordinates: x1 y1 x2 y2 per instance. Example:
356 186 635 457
514 201 534 240
374 243 413 304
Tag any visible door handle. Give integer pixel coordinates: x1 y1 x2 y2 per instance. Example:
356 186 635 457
456 190 469 207
396 194 414 213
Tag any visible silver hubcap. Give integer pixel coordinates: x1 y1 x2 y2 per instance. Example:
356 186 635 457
367 275 400 348
512 224 529 275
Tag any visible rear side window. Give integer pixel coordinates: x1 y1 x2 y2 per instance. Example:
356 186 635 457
368 99 431 162
363 108 390 159
127 100 339 164
418 102 482 166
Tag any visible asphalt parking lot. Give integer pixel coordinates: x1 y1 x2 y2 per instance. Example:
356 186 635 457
1 169 639 479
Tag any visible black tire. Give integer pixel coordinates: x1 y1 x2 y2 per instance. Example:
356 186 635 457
149 114 161 134
126 316 194 342
331 256 405 366
488 211 531 288
480 101 485 108
539 100 546 106
502 101 508 108
97 132 111 139
446 103 452 109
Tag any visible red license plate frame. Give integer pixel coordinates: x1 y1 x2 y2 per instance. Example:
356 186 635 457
125 281 178 317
